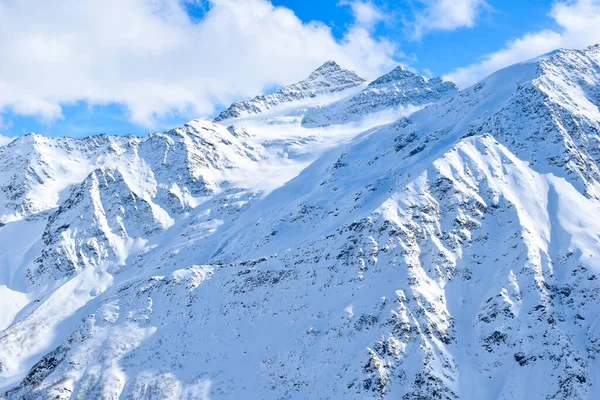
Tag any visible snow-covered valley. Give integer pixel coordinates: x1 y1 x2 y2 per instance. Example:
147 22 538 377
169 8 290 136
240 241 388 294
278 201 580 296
1 46 600 399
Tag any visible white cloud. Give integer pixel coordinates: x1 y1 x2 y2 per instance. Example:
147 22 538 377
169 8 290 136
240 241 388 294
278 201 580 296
411 0 487 39
0 0 398 128
0 135 14 146
444 0 600 88
340 0 386 31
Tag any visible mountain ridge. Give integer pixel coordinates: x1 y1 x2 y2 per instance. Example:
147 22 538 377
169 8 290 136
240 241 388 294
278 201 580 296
301 65 458 127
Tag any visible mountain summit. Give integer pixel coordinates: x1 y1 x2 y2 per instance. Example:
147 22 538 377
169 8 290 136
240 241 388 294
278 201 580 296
214 61 366 121
367 65 416 86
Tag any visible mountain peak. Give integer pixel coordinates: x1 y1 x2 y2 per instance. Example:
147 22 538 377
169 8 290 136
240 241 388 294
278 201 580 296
368 65 418 87
302 60 365 87
214 61 365 122
307 60 344 78
313 60 341 70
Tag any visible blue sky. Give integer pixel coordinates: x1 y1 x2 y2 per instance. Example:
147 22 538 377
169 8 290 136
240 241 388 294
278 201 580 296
273 0 555 74
0 0 598 139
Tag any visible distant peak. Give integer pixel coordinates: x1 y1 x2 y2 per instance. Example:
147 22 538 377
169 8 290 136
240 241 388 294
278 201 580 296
304 61 365 88
314 60 341 71
368 65 418 87
307 60 351 80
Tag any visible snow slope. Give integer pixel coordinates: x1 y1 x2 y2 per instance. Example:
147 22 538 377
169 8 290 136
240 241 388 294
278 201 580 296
2 45 600 399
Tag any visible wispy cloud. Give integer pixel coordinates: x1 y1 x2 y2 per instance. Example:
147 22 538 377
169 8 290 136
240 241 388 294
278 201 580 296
444 0 600 88
340 0 387 31
409 0 488 39
0 0 398 128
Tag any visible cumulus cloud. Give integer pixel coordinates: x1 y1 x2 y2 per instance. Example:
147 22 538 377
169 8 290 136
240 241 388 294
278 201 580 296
0 0 398 127
444 0 600 88
341 0 386 31
410 0 487 39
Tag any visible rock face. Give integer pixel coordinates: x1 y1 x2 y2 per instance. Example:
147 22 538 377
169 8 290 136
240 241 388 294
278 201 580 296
214 61 366 121
2 45 600 399
302 66 458 127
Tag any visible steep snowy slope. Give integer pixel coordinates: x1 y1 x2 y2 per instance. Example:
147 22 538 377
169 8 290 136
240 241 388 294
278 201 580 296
2 45 600 399
0 113 377 394
214 61 366 122
302 66 458 127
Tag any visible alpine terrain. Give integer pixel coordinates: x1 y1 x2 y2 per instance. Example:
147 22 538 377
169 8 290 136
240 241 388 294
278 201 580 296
1 45 600 399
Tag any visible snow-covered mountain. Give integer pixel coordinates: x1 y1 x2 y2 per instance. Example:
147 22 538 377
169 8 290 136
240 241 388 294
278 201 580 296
2 45 600 399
